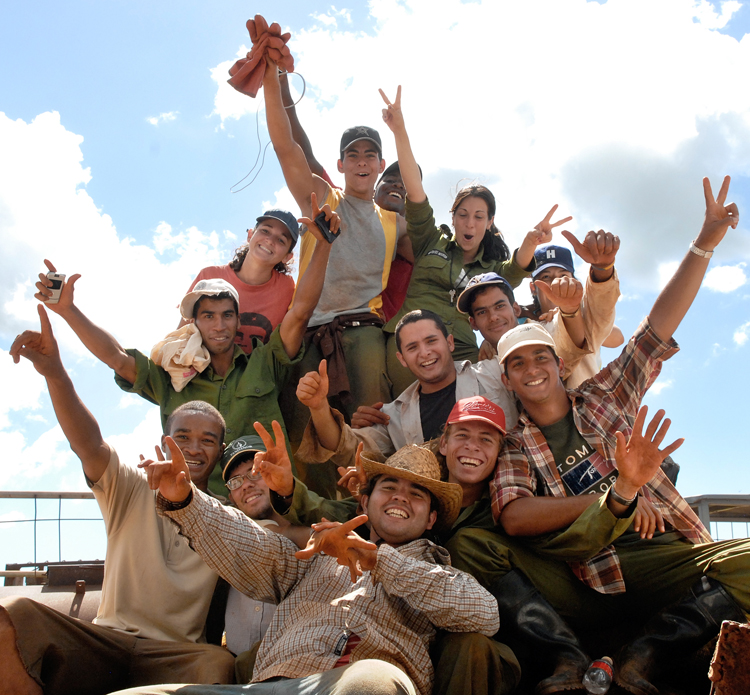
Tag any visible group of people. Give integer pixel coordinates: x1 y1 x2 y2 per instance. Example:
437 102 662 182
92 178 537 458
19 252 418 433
0 34 747 695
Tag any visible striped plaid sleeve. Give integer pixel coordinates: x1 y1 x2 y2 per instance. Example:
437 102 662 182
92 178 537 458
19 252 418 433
585 318 679 418
161 486 307 604
372 543 499 636
490 439 536 523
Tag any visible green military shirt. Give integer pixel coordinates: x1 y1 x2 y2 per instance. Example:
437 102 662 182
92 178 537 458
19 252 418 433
384 197 533 359
114 326 302 495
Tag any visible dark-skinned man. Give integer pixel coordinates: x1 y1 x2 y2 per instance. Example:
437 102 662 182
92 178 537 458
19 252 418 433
1 306 235 695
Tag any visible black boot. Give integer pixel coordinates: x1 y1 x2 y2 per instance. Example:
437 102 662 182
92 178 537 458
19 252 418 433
490 569 590 695
615 576 747 695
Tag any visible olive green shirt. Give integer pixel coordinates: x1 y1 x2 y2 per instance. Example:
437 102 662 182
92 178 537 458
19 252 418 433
114 326 302 495
384 197 533 355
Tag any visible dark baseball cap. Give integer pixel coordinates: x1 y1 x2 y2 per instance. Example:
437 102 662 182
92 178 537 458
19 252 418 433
377 160 423 185
340 126 382 158
532 245 575 278
256 210 300 247
221 435 266 482
456 272 515 314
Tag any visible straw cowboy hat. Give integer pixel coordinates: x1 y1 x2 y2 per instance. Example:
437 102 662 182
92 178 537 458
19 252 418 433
359 444 462 531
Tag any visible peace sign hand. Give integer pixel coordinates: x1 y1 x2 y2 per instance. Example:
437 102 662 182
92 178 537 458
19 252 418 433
138 437 192 502
298 191 341 244
695 176 739 252
252 420 294 497
379 86 405 133
529 204 573 246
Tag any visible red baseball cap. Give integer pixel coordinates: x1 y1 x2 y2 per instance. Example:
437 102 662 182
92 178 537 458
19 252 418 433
446 396 506 435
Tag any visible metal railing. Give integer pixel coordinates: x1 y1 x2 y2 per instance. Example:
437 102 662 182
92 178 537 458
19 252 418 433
0 491 103 566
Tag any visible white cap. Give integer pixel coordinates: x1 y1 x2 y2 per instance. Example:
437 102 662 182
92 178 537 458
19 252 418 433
180 279 240 320
496 322 556 365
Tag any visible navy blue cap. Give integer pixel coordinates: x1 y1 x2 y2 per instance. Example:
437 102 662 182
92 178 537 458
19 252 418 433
256 210 300 247
532 245 575 278
456 272 515 314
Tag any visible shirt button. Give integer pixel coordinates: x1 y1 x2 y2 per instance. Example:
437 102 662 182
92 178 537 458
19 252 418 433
226 428 232 434
255 388 260 393
222 384 227 390
174 541 180 547
254 606 261 612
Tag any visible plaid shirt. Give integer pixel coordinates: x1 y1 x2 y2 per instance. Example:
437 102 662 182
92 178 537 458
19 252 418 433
161 489 498 695
491 318 711 594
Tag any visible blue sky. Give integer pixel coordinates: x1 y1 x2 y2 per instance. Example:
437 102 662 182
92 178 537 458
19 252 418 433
1 0 749 569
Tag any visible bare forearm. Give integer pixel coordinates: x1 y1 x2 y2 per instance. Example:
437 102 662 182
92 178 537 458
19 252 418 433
61 305 136 382
308 404 342 452
46 370 109 482
500 494 601 536
392 126 425 204
648 250 709 342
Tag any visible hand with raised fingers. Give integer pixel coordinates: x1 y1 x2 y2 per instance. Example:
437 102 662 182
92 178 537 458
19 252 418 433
695 175 739 252
633 494 665 539
351 403 389 429
529 204 573 246
533 275 584 315
138 437 192 502
296 359 329 412
379 86 404 133
9 304 66 379
336 442 367 499
613 406 684 500
298 192 341 244
561 229 620 272
34 259 81 317
252 421 294 497
294 514 377 581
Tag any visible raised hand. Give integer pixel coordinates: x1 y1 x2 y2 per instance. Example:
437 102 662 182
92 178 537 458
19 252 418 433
561 229 620 270
530 204 573 246
378 86 404 133
533 275 584 315
351 402 389 429
477 339 498 362
9 305 65 379
252 421 294 497
294 514 377 581
336 442 368 499
296 359 329 411
138 437 192 503
34 259 81 316
633 494 665 540
298 191 341 244
613 406 684 500
695 175 739 252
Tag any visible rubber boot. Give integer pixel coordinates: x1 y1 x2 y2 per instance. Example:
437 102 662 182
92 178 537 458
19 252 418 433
490 569 590 694
615 576 747 695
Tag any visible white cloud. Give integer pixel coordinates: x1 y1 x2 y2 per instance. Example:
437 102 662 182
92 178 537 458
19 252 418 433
704 263 747 292
210 49 260 124
692 0 742 29
650 379 674 395
262 185 300 217
0 110 226 360
734 320 750 346
208 0 750 289
657 261 680 290
0 347 46 429
146 111 178 126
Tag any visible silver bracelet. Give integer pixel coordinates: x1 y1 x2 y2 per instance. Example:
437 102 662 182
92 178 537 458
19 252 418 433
609 484 637 507
689 241 713 259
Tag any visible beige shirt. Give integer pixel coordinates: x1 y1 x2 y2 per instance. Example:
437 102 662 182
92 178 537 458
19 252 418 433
296 359 519 467
91 444 218 642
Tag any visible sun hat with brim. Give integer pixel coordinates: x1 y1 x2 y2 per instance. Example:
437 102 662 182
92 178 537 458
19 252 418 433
255 209 300 246
447 396 506 435
496 323 557 365
221 434 266 482
359 445 462 532
456 272 515 314
180 279 241 321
